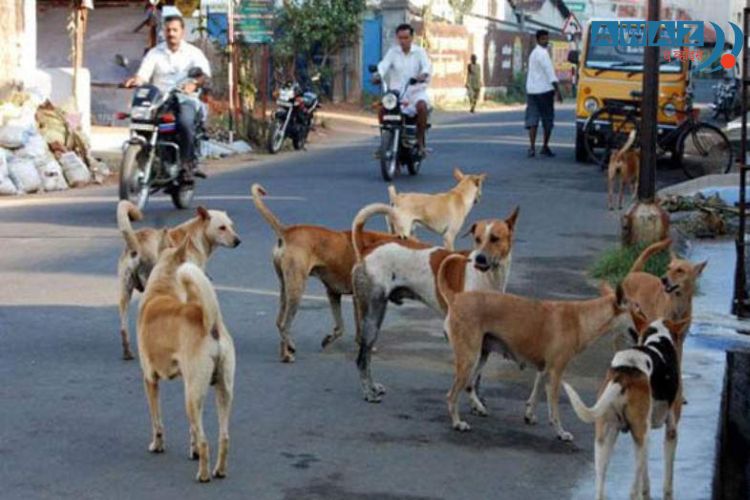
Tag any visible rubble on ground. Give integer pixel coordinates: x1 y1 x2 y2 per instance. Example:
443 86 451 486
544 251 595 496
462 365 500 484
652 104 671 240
0 90 110 196
660 192 737 238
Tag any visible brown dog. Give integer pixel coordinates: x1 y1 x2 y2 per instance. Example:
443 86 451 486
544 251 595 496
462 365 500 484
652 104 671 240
437 254 629 440
251 184 410 363
563 314 690 500
387 167 486 250
607 130 640 210
117 201 241 360
137 237 236 483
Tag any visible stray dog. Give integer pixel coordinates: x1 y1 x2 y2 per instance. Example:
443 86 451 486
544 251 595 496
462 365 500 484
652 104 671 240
563 315 690 500
622 238 706 337
437 254 629 440
607 130 640 210
351 203 519 402
117 201 241 360
251 184 410 363
387 167 486 250
137 236 236 483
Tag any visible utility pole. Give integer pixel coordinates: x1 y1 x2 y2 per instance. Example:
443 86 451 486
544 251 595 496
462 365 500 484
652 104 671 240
621 0 670 246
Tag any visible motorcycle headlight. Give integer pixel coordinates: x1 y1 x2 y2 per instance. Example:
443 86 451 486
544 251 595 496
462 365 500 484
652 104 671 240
131 106 153 121
382 93 398 111
279 89 294 100
583 97 599 114
663 103 677 117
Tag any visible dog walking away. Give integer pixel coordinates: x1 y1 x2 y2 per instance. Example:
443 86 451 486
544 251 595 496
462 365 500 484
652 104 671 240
351 204 518 403
607 129 640 210
251 184 409 363
137 236 236 483
387 167 486 250
117 201 241 360
437 254 629 440
563 315 690 500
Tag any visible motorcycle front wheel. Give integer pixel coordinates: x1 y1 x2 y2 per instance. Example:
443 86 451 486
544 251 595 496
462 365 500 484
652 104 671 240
267 120 286 154
119 143 150 210
380 130 397 181
170 181 195 209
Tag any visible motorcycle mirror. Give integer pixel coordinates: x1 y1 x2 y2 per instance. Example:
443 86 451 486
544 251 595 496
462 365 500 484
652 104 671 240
368 64 378 73
114 54 129 69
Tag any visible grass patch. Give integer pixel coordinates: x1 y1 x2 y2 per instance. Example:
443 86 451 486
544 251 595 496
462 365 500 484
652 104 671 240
590 243 671 287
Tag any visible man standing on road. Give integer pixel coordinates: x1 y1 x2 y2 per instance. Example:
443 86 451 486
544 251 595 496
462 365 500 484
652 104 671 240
525 29 563 158
375 23 432 156
466 54 482 113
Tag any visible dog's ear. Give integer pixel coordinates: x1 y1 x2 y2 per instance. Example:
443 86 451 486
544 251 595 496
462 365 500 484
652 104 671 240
474 173 487 186
664 317 691 342
196 206 211 221
453 167 464 181
630 303 649 333
598 280 614 297
693 260 708 277
506 206 520 232
461 222 477 239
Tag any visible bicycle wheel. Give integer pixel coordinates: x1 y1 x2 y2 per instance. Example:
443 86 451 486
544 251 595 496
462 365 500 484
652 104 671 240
583 107 639 169
676 123 733 179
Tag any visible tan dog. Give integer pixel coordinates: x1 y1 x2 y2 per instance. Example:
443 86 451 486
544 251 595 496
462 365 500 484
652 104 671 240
607 130 640 210
137 237 236 483
352 204 519 402
117 201 241 360
387 167 486 250
622 238 706 331
563 315 690 500
437 254 629 440
251 184 410 363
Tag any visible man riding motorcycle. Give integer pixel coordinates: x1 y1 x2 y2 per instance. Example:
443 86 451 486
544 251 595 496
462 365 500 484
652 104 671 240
124 10 211 180
373 23 432 155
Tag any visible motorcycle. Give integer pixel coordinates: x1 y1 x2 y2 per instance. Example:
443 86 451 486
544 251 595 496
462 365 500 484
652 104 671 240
267 77 320 154
368 64 428 182
117 68 207 210
710 77 740 122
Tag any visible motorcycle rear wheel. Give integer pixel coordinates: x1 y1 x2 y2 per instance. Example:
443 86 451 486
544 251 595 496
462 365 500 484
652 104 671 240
405 156 421 175
380 130 397 182
170 181 195 209
119 143 149 210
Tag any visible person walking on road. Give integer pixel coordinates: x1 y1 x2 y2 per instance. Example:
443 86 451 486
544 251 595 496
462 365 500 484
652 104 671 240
466 54 482 113
525 29 563 158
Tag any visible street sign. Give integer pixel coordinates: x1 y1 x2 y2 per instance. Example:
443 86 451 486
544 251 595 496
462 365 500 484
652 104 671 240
235 0 274 44
567 2 586 13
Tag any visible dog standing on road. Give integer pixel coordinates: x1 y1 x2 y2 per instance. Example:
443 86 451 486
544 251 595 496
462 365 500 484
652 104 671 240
387 167 486 250
251 184 410 363
607 130 640 210
351 204 519 403
117 201 241 360
437 254 629 440
563 315 690 500
137 236 236 483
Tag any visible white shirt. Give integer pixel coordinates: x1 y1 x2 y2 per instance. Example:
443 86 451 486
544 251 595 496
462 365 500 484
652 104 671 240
136 41 212 94
526 44 558 95
377 44 432 92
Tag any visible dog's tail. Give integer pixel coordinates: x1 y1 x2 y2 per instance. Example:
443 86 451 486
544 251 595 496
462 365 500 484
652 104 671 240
117 200 143 253
177 261 221 338
387 184 398 204
251 183 286 238
629 238 672 273
352 203 400 263
437 254 469 309
563 381 621 424
621 129 637 154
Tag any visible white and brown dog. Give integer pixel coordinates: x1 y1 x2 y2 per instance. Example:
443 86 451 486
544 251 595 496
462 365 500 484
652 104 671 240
351 203 519 402
563 315 690 500
251 184 410 362
387 167 486 250
607 130 640 210
117 201 241 360
437 254 630 441
137 236 236 483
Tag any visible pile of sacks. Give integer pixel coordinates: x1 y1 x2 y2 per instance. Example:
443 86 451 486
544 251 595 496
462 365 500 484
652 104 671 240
0 91 109 196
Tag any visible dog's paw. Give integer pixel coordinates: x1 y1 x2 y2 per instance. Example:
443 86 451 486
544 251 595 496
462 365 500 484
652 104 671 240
212 468 227 479
280 353 296 363
196 471 211 483
453 421 471 432
470 405 488 417
149 441 165 453
524 413 537 425
557 430 574 442
363 393 383 403
190 449 199 460
372 383 387 396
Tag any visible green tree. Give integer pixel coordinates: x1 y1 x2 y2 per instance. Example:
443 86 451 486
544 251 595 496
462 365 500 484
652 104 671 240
274 0 366 81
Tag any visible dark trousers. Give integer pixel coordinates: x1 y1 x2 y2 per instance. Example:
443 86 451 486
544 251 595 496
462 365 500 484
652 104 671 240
176 100 197 164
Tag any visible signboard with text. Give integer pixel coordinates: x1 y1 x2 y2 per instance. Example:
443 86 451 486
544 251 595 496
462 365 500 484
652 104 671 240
235 0 274 44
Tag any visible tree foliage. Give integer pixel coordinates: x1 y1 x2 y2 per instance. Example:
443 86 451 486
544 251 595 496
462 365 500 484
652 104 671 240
274 0 366 76
448 0 474 23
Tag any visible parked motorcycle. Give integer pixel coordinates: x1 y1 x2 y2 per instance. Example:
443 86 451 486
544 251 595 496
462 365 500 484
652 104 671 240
710 77 740 122
117 68 207 210
267 78 320 154
368 64 428 182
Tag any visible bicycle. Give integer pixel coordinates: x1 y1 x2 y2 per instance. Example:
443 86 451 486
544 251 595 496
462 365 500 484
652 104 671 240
582 90 733 179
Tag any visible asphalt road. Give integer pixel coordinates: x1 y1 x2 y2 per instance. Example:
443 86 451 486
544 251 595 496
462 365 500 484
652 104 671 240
0 106 720 499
